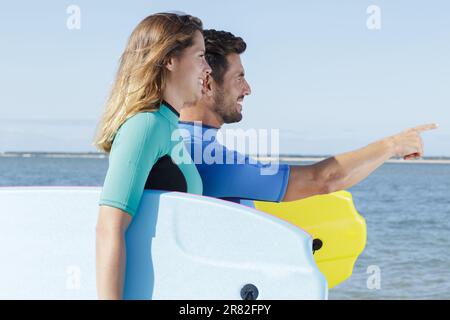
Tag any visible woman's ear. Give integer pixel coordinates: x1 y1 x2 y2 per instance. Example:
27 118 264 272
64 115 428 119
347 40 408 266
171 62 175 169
165 56 176 72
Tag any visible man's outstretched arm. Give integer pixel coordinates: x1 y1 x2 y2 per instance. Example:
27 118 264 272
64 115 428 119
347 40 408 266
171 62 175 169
283 123 438 201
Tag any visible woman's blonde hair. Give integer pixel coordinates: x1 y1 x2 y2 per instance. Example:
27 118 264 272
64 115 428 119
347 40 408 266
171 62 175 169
93 13 203 153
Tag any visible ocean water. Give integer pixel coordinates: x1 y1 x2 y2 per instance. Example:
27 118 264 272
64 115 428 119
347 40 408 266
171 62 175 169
1 156 449 299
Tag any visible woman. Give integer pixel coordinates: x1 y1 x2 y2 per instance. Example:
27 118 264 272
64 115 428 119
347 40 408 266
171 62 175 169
93 12 211 299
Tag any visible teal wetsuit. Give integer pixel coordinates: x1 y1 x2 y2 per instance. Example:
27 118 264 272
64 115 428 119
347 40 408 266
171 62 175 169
99 102 202 217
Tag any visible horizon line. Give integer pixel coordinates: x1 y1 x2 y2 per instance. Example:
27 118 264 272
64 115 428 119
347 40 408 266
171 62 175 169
1 151 450 161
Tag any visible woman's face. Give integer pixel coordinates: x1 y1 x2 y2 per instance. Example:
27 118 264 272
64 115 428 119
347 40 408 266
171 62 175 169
167 31 212 105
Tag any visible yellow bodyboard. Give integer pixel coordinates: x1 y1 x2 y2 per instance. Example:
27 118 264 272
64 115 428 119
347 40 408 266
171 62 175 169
254 190 366 289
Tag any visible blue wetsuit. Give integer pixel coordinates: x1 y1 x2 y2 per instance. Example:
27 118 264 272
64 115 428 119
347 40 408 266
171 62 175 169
178 121 290 204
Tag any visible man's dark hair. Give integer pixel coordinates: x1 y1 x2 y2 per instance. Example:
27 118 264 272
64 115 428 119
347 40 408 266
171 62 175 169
204 29 247 85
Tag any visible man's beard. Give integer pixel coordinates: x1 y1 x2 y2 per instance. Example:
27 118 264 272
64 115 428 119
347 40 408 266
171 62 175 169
213 89 243 124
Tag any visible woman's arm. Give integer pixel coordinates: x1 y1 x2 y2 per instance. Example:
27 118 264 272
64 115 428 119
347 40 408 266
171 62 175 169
96 205 132 300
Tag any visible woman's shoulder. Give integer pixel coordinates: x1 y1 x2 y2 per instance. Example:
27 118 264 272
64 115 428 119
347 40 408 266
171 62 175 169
119 110 169 133
113 110 171 149
122 110 159 126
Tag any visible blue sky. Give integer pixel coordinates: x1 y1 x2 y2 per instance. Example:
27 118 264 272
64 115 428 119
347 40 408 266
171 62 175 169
0 0 448 156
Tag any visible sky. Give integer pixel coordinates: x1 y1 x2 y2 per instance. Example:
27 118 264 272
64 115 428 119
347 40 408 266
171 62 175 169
0 0 449 156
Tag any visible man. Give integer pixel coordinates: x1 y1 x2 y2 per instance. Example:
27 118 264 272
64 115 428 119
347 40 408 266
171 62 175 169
179 29 438 204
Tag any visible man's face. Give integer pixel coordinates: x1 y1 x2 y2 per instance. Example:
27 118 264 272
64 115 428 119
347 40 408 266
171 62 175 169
212 53 251 124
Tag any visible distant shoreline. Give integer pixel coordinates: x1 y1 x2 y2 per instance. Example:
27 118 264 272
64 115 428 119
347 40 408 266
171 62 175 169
2 151 450 164
0 152 108 159
257 156 450 165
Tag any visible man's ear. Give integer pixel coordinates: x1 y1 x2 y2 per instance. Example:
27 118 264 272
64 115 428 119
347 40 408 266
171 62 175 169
203 74 214 97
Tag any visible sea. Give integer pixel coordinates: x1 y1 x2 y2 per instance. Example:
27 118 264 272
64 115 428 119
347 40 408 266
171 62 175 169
1 155 449 300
